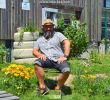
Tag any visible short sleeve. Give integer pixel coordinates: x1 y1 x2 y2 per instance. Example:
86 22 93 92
34 40 39 49
57 32 67 42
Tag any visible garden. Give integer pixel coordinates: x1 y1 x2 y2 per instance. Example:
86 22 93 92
0 16 110 100
1 54 110 100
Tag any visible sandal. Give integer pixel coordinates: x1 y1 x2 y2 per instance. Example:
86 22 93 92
37 86 49 96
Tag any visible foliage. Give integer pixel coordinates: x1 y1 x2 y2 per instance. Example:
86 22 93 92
18 22 37 42
1 64 35 96
73 61 110 96
64 16 88 57
55 14 66 33
90 49 103 64
0 43 7 63
1 56 110 99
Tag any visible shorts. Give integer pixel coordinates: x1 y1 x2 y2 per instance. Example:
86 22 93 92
34 58 70 73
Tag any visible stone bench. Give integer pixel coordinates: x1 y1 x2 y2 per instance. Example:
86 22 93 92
0 91 19 100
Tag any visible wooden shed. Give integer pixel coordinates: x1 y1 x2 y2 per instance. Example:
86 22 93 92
0 0 105 42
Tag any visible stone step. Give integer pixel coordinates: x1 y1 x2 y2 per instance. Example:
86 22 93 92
14 41 36 49
14 58 37 64
13 49 34 59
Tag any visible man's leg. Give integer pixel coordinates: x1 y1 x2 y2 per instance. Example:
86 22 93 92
53 61 70 90
34 64 46 89
55 72 70 90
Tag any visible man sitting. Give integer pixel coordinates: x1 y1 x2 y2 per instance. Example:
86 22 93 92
32 19 71 95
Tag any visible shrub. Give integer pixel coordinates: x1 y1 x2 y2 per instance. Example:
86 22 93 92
90 49 103 64
55 14 66 33
0 43 7 63
64 16 88 57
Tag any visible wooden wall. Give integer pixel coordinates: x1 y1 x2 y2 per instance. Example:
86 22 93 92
83 0 102 42
0 0 85 40
0 0 41 40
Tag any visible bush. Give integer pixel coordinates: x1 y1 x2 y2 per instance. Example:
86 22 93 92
64 16 88 57
90 49 103 64
0 43 7 63
55 14 66 33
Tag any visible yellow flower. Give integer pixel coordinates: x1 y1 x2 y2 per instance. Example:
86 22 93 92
30 70 35 75
24 76 30 79
26 68 31 71
1 68 6 72
81 75 86 78
81 74 96 79
14 73 19 77
88 75 96 79
20 72 24 77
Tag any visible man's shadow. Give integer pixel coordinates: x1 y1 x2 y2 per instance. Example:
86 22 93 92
45 78 72 95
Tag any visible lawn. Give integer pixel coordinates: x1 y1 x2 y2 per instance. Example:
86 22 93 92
0 54 110 100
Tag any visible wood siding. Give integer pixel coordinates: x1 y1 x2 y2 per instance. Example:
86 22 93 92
83 0 102 41
0 0 85 40
40 0 85 8
0 0 40 40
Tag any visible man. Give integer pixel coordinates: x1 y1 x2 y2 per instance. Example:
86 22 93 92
32 19 70 95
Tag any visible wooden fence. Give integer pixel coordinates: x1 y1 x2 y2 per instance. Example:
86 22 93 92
0 0 85 40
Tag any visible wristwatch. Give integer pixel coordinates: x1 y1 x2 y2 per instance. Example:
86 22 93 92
64 55 69 58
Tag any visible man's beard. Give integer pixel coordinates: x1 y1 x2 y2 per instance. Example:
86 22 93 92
44 31 54 39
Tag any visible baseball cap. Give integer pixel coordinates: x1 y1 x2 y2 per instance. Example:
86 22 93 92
42 19 54 25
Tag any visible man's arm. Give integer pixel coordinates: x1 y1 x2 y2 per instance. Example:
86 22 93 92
32 48 46 61
57 39 70 64
63 39 71 57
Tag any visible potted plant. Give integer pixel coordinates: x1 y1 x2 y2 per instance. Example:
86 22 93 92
14 22 39 43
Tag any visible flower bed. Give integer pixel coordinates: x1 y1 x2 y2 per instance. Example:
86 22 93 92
0 64 36 96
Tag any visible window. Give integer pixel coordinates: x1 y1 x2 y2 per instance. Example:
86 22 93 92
47 12 54 20
106 0 110 8
42 8 58 26
103 0 110 8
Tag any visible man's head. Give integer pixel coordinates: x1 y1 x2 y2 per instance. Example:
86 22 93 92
42 19 54 33
42 19 54 39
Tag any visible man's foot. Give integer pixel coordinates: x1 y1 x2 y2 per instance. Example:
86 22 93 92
55 86 65 96
37 86 49 96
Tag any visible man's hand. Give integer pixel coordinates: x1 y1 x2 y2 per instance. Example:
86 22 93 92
57 56 67 64
38 54 47 61
33 48 47 61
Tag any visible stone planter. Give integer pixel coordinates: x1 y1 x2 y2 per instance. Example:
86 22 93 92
12 32 39 64
14 32 39 42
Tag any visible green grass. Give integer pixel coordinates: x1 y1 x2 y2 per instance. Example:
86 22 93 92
20 90 110 100
1 54 110 100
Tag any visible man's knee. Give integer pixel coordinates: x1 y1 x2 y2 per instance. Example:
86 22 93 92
63 71 70 76
62 67 70 73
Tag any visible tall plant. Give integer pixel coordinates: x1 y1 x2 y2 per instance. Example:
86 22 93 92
18 22 37 42
64 16 88 57
0 43 7 63
55 14 66 33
